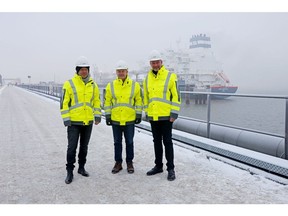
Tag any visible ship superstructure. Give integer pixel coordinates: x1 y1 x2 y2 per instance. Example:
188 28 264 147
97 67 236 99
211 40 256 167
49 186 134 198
161 34 238 98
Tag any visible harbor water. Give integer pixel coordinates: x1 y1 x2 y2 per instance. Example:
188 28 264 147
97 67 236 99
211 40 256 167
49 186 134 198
179 95 285 136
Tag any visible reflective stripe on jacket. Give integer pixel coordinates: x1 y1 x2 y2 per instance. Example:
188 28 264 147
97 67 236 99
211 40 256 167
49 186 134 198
143 65 181 121
104 76 142 126
60 74 102 126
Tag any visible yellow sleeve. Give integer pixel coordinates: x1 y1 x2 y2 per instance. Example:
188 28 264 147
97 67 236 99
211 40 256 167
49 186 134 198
103 82 112 119
93 82 102 122
134 82 142 118
169 73 181 119
60 81 72 125
142 77 149 115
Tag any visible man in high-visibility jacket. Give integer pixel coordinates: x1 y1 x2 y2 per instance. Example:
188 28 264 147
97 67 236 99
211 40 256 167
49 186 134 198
60 56 102 184
104 60 142 174
143 50 181 181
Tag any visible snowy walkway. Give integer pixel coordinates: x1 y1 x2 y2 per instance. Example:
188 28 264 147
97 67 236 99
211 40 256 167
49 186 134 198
1 86 288 204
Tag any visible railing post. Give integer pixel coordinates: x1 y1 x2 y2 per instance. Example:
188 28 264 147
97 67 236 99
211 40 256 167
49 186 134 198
285 98 288 159
206 94 211 138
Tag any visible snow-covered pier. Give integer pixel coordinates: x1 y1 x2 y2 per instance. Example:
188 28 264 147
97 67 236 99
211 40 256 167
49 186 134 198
1 85 288 204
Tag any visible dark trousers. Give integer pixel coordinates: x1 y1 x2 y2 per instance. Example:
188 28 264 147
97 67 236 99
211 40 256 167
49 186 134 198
150 120 174 171
112 124 135 163
66 124 93 171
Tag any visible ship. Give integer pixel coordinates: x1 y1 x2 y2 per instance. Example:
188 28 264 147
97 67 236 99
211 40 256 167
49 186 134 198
161 34 238 100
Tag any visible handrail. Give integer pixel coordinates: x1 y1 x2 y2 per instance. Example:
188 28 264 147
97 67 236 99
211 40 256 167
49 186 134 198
18 84 288 159
180 90 288 99
180 90 288 159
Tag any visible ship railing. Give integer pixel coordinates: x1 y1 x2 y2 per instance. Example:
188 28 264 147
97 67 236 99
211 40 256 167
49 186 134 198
180 90 288 159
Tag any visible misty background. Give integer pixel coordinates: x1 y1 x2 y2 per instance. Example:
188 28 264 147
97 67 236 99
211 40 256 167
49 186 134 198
1 12 288 94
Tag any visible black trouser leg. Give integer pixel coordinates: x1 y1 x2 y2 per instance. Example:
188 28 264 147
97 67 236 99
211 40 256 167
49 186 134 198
78 124 93 168
150 121 163 169
161 121 174 171
66 125 80 170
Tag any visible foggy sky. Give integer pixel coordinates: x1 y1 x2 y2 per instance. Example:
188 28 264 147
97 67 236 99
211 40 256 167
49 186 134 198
1 12 288 93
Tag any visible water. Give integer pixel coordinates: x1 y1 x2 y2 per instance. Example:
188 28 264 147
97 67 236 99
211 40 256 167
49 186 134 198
179 96 286 136
100 87 285 136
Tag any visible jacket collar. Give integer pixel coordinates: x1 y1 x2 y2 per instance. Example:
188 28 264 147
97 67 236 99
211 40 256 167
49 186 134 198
149 65 166 77
116 76 131 85
74 73 92 83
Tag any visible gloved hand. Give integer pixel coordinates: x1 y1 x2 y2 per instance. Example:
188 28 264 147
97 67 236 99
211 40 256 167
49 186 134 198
64 120 71 127
106 118 112 126
135 118 141 124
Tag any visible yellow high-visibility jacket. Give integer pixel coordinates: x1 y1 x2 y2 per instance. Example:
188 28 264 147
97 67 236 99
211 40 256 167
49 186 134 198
104 76 142 126
143 65 181 121
60 74 102 126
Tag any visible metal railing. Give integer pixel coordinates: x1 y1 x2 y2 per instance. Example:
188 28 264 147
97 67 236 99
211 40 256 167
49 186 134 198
19 84 63 98
18 84 288 159
181 91 288 159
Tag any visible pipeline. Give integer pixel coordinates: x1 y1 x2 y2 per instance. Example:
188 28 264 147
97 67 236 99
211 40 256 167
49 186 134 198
173 118 284 158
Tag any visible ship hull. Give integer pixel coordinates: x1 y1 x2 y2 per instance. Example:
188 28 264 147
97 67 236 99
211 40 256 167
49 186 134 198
210 86 238 99
180 84 238 103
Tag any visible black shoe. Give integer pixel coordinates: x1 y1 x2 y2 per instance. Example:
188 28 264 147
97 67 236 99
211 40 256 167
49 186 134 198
167 170 176 181
78 168 89 177
146 166 163 176
65 171 73 184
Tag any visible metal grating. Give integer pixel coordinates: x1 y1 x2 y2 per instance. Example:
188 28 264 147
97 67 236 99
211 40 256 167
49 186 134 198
136 123 288 178
172 133 288 178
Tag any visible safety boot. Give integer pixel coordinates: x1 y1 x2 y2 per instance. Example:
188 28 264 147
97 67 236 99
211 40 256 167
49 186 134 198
65 170 73 184
127 162 134 174
112 162 123 174
167 169 176 181
146 166 163 176
78 167 89 177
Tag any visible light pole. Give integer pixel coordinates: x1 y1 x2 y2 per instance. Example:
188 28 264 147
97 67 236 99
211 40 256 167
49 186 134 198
28 76 31 88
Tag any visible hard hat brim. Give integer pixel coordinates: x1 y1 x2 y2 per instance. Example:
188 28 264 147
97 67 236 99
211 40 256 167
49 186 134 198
76 65 90 67
150 58 162 61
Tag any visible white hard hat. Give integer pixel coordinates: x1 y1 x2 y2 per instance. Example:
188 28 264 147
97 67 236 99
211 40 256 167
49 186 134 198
75 56 90 67
149 50 162 61
116 60 128 70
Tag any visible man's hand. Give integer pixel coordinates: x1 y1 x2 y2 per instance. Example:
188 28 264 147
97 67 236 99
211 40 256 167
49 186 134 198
135 118 141 124
106 118 112 126
64 120 71 127
170 118 176 122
